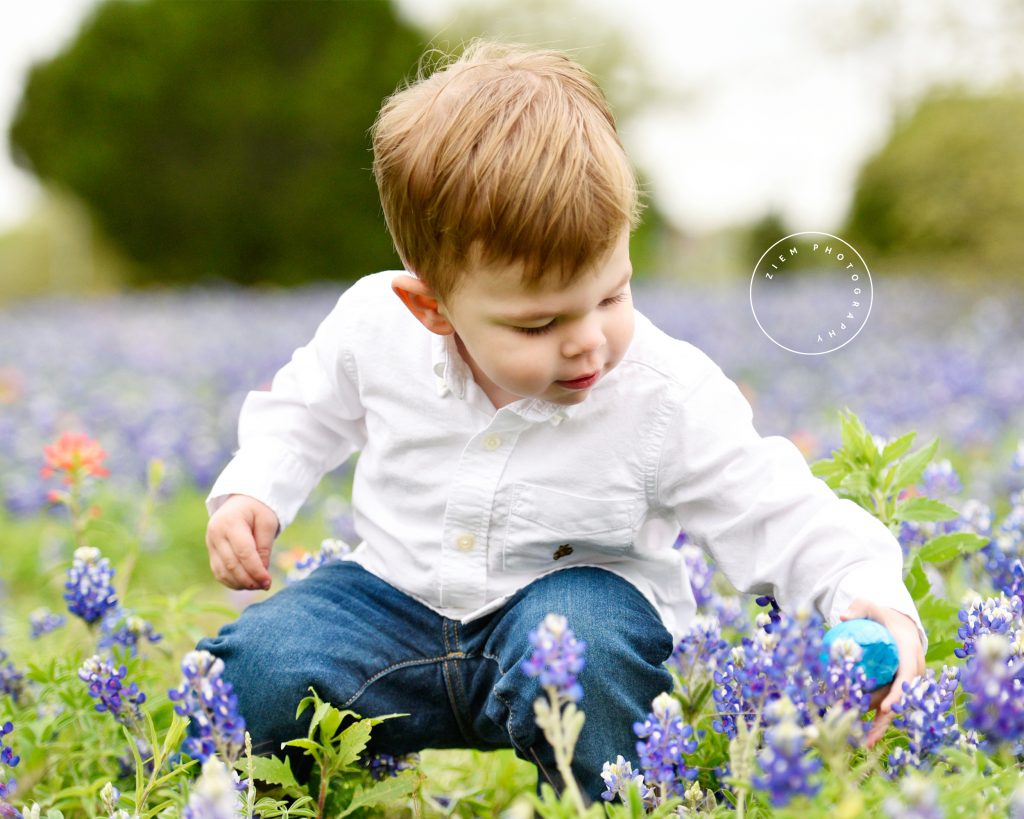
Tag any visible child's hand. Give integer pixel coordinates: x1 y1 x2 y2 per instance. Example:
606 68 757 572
205 494 278 591
839 599 927 748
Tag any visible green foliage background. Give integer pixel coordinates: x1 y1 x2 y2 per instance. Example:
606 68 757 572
843 87 1024 278
8 0 425 287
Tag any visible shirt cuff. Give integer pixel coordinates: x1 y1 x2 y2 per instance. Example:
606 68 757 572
205 440 323 531
828 565 929 657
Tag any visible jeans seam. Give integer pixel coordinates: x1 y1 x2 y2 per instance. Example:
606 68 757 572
341 654 464 709
441 620 474 745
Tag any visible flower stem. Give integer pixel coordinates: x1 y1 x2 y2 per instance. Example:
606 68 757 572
543 686 588 815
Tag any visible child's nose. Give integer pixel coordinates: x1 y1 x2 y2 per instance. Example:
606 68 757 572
561 314 606 358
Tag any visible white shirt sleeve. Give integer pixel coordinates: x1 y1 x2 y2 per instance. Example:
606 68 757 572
206 291 367 531
655 362 928 655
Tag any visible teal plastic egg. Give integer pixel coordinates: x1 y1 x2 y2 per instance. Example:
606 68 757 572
821 618 899 692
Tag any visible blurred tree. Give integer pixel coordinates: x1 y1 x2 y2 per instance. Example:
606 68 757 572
844 88 1024 277
8 0 424 287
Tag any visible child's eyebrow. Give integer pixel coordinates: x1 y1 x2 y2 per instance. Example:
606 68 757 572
496 270 632 322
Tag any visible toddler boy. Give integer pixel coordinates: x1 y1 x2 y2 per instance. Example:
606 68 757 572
200 41 927 803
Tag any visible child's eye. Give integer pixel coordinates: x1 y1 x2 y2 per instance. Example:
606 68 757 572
516 322 555 336
509 290 622 335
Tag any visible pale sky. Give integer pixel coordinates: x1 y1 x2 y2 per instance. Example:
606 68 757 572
1 0 1018 235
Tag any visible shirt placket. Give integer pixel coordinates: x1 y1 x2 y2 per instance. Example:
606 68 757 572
439 411 525 611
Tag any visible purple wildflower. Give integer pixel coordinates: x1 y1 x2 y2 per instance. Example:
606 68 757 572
285 538 351 585
921 459 962 498
713 608 865 740
363 752 419 781
77 655 146 734
752 696 822 807
1013 441 1024 472
955 593 1023 659
669 614 730 684
886 666 960 778
633 692 700 799
64 546 119 625
520 613 587 704
599 754 656 808
28 607 66 640
680 542 714 609
962 633 1024 748
182 756 244 819
882 774 943 819
0 652 25 706
98 607 163 656
1 722 20 802
168 650 247 763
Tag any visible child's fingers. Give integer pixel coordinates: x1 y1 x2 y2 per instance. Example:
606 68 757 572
206 545 242 590
225 523 272 588
251 509 278 573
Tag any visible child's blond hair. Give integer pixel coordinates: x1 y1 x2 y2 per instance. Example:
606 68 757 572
371 40 642 303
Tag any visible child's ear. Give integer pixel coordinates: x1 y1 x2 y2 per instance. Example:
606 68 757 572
391 274 454 335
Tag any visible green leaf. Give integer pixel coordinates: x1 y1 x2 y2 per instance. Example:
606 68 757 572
925 638 962 663
247 755 301 791
282 738 322 755
880 431 916 466
333 719 374 769
916 595 960 622
918 531 989 563
810 458 846 487
839 409 874 463
318 705 343 743
893 497 960 523
838 471 872 498
891 438 939 493
335 770 419 816
904 554 931 599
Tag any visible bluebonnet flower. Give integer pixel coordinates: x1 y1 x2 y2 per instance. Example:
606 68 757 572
0 652 25 705
520 613 587 704
712 607 872 746
100 781 131 819
1011 780 1024 819
168 650 247 763
754 595 782 630
886 666 960 778
285 538 352 584
954 592 1023 659
882 774 943 819
1014 441 1024 472
363 752 419 781
921 458 962 498
680 541 714 609
78 655 146 734
1 722 20 802
962 633 1024 747
633 692 699 800
599 755 656 808
751 696 822 807
182 756 244 819
669 614 730 685
28 608 66 640
64 546 119 625
98 607 162 656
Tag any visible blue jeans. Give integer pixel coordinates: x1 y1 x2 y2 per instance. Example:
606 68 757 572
196 561 674 804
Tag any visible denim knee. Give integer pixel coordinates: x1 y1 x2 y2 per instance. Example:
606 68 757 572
483 567 675 801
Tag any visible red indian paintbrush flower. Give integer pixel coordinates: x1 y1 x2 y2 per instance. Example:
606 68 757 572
41 432 110 485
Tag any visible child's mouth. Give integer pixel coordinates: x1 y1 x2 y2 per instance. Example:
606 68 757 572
557 370 600 390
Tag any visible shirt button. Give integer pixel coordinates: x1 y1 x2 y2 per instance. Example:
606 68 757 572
484 434 502 450
456 533 476 552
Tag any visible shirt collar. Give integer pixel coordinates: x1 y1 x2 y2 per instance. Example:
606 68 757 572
430 332 578 426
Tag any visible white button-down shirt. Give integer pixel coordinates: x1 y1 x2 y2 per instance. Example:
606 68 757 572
208 271 927 651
